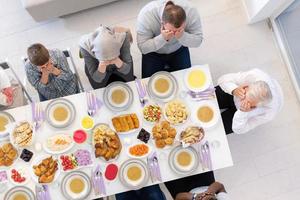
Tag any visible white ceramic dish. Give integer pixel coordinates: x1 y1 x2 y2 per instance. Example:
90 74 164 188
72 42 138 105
9 121 35 149
147 71 178 103
163 100 190 126
191 100 219 129
110 113 142 134
8 167 30 186
60 171 92 200
45 98 76 128
0 112 15 142
127 143 152 159
119 159 149 190
168 145 199 175
4 186 35 200
184 66 211 92
43 133 75 155
30 155 61 185
103 81 134 112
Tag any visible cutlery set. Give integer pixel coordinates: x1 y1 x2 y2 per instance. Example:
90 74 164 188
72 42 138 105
92 165 106 196
147 152 162 182
31 102 45 131
86 91 103 117
135 78 148 107
198 141 213 171
186 86 216 101
35 185 51 200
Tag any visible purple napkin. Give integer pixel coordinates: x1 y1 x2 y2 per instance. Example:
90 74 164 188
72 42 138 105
135 79 146 98
93 165 106 196
148 152 162 182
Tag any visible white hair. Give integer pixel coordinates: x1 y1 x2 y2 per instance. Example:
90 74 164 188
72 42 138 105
247 81 272 106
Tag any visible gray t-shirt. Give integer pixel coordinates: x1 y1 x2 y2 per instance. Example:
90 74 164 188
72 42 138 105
190 187 230 200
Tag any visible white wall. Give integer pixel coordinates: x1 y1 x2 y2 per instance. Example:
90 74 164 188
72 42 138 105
242 0 295 23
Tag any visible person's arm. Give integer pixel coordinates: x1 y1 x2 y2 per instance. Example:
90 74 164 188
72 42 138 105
117 32 133 76
177 8 203 47
232 108 273 134
175 192 193 200
136 13 167 54
206 182 226 194
80 48 110 88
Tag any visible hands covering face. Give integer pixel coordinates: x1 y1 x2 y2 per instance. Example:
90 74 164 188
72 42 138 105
196 192 217 200
233 85 255 112
161 22 186 41
38 60 54 74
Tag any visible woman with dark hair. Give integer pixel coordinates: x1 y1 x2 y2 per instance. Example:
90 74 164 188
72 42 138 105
79 25 135 89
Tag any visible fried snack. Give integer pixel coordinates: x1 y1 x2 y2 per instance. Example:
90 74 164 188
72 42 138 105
165 100 188 125
12 122 33 147
0 143 18 167
112 113 140 132
33 156 58 183
152 121 177 148
180 126 205 145
93 124 122 161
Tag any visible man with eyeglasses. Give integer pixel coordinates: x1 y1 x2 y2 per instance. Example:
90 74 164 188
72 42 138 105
137 0 203 78
25 43 78 101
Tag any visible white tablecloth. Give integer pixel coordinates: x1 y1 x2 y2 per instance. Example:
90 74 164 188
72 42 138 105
0 65 233 199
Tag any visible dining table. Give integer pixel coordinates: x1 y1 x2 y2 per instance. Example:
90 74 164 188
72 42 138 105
0 64 233 200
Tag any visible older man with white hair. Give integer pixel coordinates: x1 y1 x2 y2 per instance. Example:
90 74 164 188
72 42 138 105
216 68 283 134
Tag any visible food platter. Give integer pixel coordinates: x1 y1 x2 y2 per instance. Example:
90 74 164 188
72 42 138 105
60 171 92 200
119 159 149 189
9 121 35 148
92 123 122 161
191 100 219 129
110 113 141 134
103 81 134 112
4 186 35 200
45 98 76 128
127 143 152 159
0 142 18 168
147 71 178 102
184 66 211 92
168 145 199 175
164 99 189 125
30 155 61 185
8 167 30 186
43 133 74 155
0 111 15 141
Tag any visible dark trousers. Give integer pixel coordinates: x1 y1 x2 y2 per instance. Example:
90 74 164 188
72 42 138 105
215 86 237 134
141 46 192 78
115 184 166 200
165 171 215 198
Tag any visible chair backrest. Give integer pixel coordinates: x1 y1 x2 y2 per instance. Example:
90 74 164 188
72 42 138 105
22 49 85 93
0 61 33 103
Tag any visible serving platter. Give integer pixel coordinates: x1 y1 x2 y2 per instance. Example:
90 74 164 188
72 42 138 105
45 98 76 128
42 133 75 155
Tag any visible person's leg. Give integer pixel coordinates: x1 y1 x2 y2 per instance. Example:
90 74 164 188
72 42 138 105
215 86 236 109
165 172 215 198
142 52 166 78
221 107 237 134
139 185 166 200
115 190 139 200
166 46 191 72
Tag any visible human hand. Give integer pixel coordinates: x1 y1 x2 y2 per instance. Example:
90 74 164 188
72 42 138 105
109 57 123 68
161 26 174 41
175 27 184 39
196 193 217 200
2 87 14 105
98 61 109 73
240 100 252 112
232 85 247 99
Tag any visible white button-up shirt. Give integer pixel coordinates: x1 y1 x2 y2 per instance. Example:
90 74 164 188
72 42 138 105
217 68 284 134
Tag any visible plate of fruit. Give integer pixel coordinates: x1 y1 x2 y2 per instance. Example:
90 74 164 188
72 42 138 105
9 167 30 186
60 149 93 172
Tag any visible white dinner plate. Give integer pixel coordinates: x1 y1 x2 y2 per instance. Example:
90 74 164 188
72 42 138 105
45 98 76 128
42 133 75 155
168 145 199 175
4 186 35 200
0 111 15 142
127 143 152 159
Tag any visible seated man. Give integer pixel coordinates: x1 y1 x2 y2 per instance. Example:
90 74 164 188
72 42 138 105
137 0 203 78
216 68 283 134
175 181 229 200
79 25 135 89
165 171 215 199
25 43 78 101
115 184 166 200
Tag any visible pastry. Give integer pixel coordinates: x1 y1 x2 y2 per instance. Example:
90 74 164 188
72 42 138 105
0 143 18 167
112 113 139 132
152 121 177 148
33 156 58 183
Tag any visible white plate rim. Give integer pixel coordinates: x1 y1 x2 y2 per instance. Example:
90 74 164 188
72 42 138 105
4 186 35 200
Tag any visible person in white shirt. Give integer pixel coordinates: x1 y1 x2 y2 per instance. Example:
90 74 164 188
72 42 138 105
175 182 229 200
0 68 13 108
216 68 283 134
